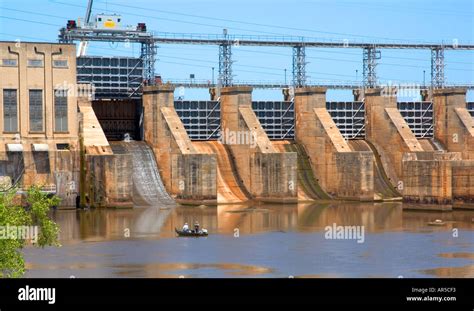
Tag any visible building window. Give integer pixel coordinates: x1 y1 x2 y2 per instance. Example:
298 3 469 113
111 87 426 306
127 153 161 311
29 90 43 132
2 59 17 67
53 60 68 68
27 59 43 67
54 90 68 132
3 89 18 132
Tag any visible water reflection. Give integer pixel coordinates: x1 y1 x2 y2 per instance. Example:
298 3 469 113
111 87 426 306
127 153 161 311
23 202 474 278
51 202 474 244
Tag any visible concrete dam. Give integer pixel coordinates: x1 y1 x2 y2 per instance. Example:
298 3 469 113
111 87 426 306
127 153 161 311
137 84 474 211
2 42 474 211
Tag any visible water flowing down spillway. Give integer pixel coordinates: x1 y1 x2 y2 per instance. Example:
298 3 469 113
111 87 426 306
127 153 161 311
272 141 332 201
192 141 250 204
110 141 174 207
348 140 402 200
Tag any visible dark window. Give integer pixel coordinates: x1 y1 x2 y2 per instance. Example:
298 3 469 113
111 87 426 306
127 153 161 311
2 59 17 67
54 90 68 132
27 59 43 67
3 89 18 132
29 90 43 132
53 60 68 68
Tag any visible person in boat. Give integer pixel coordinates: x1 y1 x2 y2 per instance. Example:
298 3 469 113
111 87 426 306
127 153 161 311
194 221 200 233
182 223 189 232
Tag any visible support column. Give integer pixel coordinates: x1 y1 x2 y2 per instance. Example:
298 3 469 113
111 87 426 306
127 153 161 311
143 85 217 203
219 43 233 87
294 87 374 200
433 88 473 159
220 86 297 202
420 89 432 102
363 47 381 88
292 46 307 87
353 89 364 101
431 48 445 88
365 88 423 184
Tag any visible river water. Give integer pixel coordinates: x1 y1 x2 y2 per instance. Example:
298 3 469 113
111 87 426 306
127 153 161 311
23 202 474 278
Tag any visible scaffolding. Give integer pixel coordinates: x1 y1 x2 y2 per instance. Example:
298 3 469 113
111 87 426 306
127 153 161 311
77 56 143 99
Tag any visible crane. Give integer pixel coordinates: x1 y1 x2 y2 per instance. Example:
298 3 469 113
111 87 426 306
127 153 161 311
77 0 93 57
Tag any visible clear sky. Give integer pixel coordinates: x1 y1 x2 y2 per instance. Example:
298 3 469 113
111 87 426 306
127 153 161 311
0 0 473 100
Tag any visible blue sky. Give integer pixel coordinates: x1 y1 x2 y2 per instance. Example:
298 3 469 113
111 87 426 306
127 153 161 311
0 0 473 100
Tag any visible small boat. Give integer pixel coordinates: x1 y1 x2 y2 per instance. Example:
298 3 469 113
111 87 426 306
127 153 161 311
175 228 208 237
428 219 445 226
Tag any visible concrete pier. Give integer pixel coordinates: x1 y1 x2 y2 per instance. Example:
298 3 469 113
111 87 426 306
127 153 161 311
220 86 297 202
294 87 374 200
433 88 474 159
365 87 424 185
143 85 217 204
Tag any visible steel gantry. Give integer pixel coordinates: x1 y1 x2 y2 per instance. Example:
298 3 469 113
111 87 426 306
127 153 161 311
363 47 381 88
431 47 445 88
59 25 474 88
292 46 307 87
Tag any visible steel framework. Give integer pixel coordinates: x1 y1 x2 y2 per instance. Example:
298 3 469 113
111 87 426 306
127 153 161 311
431 48 445 88
363 47 381 88
397 101 433 138
141 40 157 85
326 101 366 139
174 100 221 140
252 101 295 139
218 43 233 87
59 26 474 88
292 46 307 87
77 56 143 99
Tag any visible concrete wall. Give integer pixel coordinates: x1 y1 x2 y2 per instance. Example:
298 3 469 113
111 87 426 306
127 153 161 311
143 85 217 204
402 152 474 206
220 86 297 202
294 87 374 200
451 160 474 205
433 88 474 159
402 153 454 205
85 154 133 208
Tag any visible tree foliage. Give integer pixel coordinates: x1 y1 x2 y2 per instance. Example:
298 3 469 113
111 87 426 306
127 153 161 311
0 186 60 278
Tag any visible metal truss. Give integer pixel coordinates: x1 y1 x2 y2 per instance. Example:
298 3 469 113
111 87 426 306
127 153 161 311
292 46 307 87
431 48 445 88
363 47 381 88
218 43 233 87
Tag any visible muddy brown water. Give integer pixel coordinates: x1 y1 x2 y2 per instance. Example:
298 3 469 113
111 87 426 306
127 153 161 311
23 202 474 278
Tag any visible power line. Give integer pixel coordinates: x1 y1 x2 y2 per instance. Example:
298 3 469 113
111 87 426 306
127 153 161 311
93 1 449 42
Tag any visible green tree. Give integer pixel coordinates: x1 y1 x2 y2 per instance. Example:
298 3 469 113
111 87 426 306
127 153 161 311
0 186 60 278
